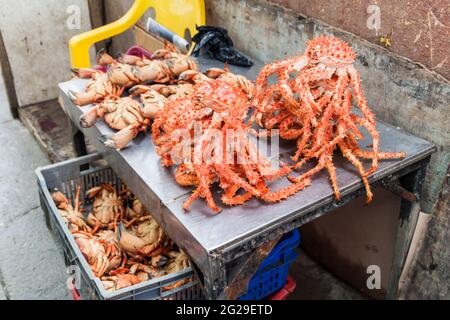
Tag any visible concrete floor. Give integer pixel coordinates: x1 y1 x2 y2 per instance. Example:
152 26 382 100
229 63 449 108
0 71 71 300
289 249 366 300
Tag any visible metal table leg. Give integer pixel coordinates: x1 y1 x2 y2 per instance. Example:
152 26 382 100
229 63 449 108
69 118 87 157
201 235 282 300
386 160 429 299
222 236 281 300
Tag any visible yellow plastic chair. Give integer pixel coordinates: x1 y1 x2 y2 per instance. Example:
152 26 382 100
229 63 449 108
69 0 205 68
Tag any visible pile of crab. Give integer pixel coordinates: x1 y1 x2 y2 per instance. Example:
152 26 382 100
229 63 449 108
71 45 238 150
151 35 406 213
69 35 406 213
152 69 311 213
51 184 190 292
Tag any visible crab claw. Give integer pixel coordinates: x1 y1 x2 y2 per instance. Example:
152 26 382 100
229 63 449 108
117 222 146 255
152 49 174 60
85 186 103 199
129 84 152 96
96 48 115 66
100 125 138 150
107 65 139 87
134 64 165 83
151 255 168 268
178 70 206 83
69 90 97 106
205 68 226 79
117 53 142 65
71 68 99 79
79 107 99 127
51 190 68 205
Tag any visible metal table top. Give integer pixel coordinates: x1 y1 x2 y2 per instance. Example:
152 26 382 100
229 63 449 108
58 57 435 271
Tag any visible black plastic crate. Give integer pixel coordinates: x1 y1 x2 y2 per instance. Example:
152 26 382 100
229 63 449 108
36 153 203 300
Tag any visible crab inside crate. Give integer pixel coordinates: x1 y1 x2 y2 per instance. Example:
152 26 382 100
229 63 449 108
36 153 203 300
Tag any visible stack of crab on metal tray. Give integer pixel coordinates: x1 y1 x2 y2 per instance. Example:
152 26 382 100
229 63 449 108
69 35 406 214
51 184 189 292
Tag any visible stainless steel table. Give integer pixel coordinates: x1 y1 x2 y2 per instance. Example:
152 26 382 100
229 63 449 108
59 56 435 299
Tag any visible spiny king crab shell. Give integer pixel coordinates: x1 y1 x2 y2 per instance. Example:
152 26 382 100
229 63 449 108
253 35 406 203
152 70 310 213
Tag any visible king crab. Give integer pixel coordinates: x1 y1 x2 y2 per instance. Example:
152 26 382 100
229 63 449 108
152 71 310 213
253 35 406 202
99 67 252 151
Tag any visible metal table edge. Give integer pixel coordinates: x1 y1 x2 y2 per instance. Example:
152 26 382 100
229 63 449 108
208 145 435 256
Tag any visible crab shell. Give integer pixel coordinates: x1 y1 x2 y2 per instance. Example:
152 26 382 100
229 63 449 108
73 231 109 277
138 89 168 118
96 230 123 272
163 251 191 290
117 217 165 257
69 71 123 106
306 35 356 67
106 97 144 130
135 217 165 247
101 274 141 292
86 184 124 228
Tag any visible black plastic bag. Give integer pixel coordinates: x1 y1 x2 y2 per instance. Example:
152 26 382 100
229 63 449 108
192 25 254 67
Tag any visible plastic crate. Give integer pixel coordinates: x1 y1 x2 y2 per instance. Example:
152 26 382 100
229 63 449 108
36 153 203 300
73 275 297 300
268 275 296 300
238 229 300 300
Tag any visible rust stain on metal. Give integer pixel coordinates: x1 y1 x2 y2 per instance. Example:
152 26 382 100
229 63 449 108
383 180 419 203
223 235 281 299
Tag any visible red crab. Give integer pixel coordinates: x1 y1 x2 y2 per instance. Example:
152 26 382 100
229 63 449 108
152 71 310 213
253 35 406 202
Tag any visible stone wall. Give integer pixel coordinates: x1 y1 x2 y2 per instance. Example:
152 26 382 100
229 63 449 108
0 0 94 106
269 0 450 81
402 166 450 299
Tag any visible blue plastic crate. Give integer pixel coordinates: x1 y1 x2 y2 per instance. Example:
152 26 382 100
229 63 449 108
238 229 300 300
